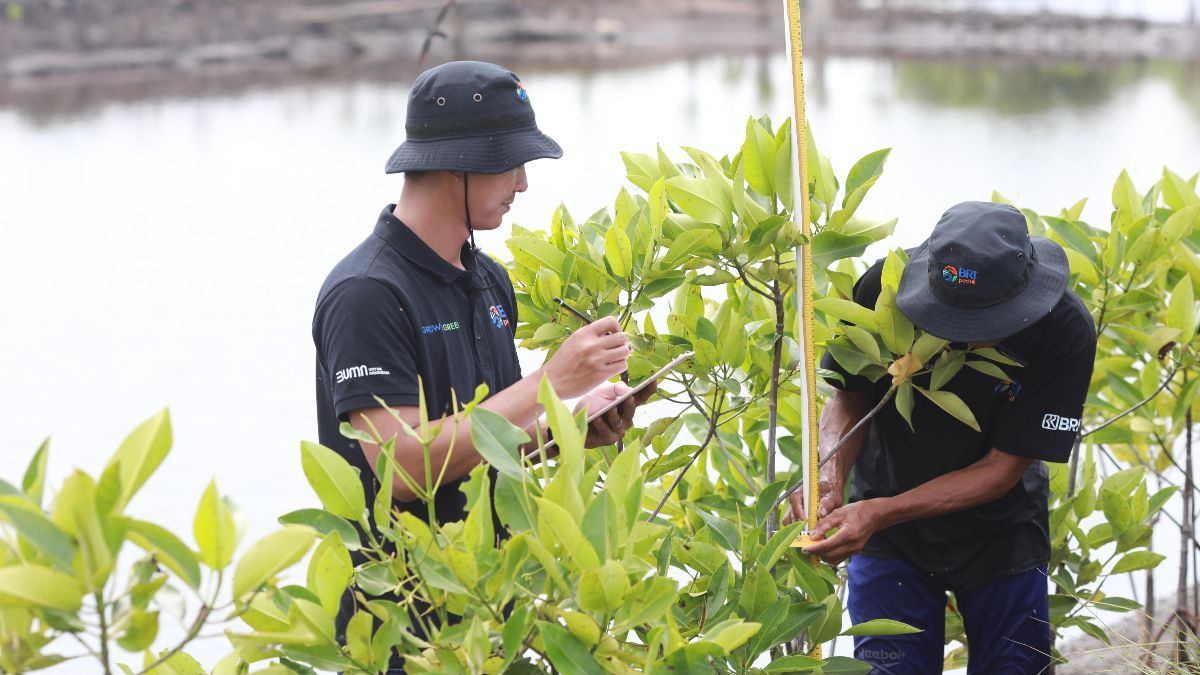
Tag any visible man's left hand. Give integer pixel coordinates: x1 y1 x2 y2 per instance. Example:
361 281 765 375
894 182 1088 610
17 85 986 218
575 380 657 448
802 498 889 565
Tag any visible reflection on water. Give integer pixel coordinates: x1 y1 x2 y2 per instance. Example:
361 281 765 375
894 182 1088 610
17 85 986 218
2 51 1199 669
890 58 1200 116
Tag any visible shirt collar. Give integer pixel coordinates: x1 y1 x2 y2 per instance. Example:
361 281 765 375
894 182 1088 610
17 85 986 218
373 204 477 284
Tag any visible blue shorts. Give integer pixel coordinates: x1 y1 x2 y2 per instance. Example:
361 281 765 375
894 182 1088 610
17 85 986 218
847 555 1051 674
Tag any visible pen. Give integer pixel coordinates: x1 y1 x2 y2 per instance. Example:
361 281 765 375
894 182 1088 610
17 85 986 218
552 296 593 325
553 296 630 384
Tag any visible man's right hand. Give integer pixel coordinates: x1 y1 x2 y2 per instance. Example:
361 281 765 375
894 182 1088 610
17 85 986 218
542 316 630 399
783 478 843 527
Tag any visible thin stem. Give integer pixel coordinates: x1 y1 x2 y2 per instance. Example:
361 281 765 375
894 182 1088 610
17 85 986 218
95 593 111 675
135 572 220 675
686 389 757 494
773 384 898 514
766 278 785 534
1082 365 1179 439
648 401 721 522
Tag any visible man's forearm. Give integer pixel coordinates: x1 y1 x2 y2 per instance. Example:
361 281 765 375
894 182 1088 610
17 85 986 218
354 367 554 501
820 390 871 486
872 448 1033 530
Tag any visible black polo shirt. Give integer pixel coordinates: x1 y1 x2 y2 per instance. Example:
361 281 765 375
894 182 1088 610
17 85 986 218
312 205 522 528
823 259 1096 590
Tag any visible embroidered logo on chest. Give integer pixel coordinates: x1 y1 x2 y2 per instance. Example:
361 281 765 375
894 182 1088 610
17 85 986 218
994 379 1021 402
422 321 461 335
489 304 510 329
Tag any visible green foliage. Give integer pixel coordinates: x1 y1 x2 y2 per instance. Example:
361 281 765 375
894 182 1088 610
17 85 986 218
0 410 316 674
6 118 1196 672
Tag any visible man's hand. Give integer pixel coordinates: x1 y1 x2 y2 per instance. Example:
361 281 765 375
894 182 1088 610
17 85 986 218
802 498 888 565
542 317 630 399
782 478 842 528
574 380 657 448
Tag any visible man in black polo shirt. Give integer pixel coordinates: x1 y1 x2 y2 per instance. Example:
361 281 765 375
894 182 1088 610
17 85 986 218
789 202 1097 673
313 61 647 669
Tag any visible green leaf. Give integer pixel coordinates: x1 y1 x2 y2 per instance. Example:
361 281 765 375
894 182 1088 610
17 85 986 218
704 619 761 653
696 510 740 552
826 340 877 376
503 605 533 667
536 498 599 570
844 148 891 197
1043 216 1097 260
22 439 49 507
809 594 842 644
0 496 76 573
116 609 159 652
1112 170 1143 219
469 408 531 481
753 521 801 566
965 360 1010 381
126 519 202 590
895 382 915 432
232 525 317 602
299 441 365 522
911 333 949 364
742 116 777 198
812 231 873 270
278 509 360 550
666 176 731 227
309 530 354 616
539 378 586 479
842 619 921 636
765 655 822 673
103 409 172 512
193 480 237 570
1100 467 1144 497
1163 204 1200 244
915 387 980 432
1110 550 1166 574
841 326 881 364
880 248 907 290
929 351 965 390
875 286 914 356
579 561 630 614
538 622 605 675
1100 489 1132 533
815 298 877 330
661 229 716 269
970 347 1022 367
604 222 633 279
53 471 113 591
0 564 85 611
1167 276 1197 338
1162 167 1200 210
817 656 873 674
621 151 661 192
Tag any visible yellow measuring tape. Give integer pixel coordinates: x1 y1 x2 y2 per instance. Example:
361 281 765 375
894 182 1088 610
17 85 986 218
783 0 817 546
783 0 822 659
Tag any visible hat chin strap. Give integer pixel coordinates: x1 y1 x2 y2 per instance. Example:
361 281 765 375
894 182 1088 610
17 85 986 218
464 173 478 252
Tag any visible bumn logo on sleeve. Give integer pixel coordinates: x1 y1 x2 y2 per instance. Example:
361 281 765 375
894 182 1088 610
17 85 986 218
336 364 391 383
1042 413 1081 432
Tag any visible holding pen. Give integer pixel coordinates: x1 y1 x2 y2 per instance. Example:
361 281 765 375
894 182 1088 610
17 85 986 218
553 297 631 383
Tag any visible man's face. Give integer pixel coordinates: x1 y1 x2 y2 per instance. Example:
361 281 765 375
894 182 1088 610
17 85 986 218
467 166 528 230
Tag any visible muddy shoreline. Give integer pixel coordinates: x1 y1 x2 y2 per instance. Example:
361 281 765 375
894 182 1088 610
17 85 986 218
1 0 1198 113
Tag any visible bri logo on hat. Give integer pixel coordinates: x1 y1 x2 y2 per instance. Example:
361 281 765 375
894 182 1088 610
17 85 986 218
516 82 528 102
942 265 978 285
489 304 510 329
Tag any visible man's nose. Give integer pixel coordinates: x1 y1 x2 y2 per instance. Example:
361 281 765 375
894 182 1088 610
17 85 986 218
514 165 529 193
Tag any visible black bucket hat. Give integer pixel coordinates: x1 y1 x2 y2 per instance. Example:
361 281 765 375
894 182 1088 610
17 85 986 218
384 61 562 175
895 201 1069 343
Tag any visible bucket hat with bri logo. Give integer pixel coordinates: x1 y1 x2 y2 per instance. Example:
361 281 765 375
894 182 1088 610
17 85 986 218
896 200 1070 343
